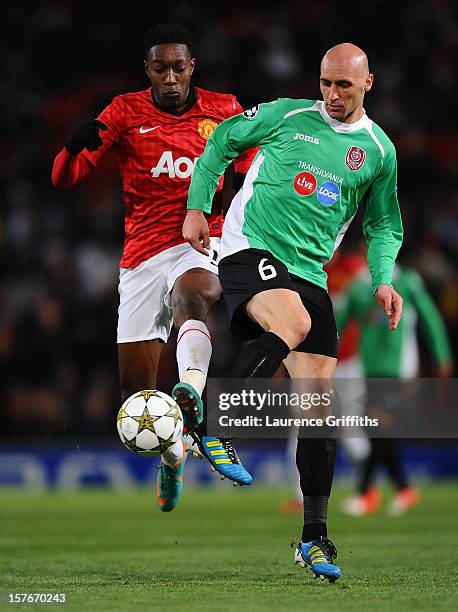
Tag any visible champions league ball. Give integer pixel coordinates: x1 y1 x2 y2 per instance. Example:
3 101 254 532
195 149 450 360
117 390 183 456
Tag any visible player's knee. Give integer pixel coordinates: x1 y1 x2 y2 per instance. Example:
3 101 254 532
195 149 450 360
195 284 221 307
172 287 220 326
285 311 311 348
269 310 310 349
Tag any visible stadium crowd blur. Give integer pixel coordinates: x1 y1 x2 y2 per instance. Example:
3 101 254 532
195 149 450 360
1 1 456 436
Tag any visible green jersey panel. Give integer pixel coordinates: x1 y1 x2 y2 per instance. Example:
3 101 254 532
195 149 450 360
187 98 403 292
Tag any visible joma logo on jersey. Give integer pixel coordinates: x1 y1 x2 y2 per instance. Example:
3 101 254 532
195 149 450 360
293 133 320 145
151 151 199 179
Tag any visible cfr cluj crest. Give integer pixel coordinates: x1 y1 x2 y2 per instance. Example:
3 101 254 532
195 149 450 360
345 146 366 171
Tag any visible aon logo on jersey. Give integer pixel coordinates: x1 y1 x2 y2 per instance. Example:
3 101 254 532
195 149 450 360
151 151 199 179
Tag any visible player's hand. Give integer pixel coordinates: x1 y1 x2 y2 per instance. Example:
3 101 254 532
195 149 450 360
65 120 108 155
182 210 210 255
375 284 403 331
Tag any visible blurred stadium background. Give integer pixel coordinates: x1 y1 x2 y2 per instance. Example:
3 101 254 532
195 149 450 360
1 0 457 492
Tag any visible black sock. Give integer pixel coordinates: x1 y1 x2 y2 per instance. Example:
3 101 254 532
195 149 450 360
231 332 290 379
358 441 379 494
296 438 336 542
380 438 408 490
359 438 408 493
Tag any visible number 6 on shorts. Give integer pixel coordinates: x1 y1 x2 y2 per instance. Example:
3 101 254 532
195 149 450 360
258 257 277 281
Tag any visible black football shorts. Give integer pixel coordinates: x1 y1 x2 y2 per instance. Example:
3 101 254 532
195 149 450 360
219 248 338 358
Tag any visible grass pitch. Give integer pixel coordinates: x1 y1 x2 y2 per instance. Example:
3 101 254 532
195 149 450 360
0 483 457 611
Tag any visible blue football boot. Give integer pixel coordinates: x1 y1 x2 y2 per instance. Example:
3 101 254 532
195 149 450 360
294 537 341 583
188 432 253 486
156 444 187 512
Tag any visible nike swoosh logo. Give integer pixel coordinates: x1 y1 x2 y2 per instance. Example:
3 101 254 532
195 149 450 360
139 125 160 134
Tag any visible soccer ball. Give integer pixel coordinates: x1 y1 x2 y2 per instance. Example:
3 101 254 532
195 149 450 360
117 390 183 456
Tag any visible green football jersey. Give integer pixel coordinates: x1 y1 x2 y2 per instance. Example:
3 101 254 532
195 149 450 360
336 266 453 377
187 98 403 292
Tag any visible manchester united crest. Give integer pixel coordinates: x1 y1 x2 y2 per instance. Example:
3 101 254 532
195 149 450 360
345 146 366 171
198 119 218 140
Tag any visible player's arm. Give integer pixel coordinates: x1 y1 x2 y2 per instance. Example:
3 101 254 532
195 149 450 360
217 101 259 215
362 146 404 330
231 99 258 190
51 98 122 188
407 269 454 375
183 101 280 254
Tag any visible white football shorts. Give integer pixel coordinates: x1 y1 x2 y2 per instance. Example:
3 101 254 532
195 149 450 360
117 238 220 343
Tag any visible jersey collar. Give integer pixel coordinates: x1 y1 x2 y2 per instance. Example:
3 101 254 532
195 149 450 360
318 100 371 133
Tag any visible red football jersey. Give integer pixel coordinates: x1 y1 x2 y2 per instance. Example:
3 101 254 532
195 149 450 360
52 86 255 268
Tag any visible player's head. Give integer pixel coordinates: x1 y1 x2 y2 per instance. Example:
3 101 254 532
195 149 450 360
320 43 374 123
144 24 195 109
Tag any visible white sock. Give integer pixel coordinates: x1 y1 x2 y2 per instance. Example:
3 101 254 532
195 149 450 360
162 438 185 468
176 319 212 396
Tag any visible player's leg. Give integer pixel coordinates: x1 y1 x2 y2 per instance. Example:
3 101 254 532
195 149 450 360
285 352 341 582
382 438 420 515
358 441 380 494
118 340 163 402
167 239 252 485
229 287 310 376
219 248 340 578
217 249 316 380
341 439 382 516
170 266 220 432
117 259 170 399
165 238 221 431
283 277 341 581
286 352 337 544
117 256 185 511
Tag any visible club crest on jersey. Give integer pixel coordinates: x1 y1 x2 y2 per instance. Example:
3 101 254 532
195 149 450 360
243 105 259 119
198 119 218 141
345 146 366 171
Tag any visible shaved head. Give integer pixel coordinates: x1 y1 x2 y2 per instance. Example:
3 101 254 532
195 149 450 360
319 43 373 124
321 43 369 78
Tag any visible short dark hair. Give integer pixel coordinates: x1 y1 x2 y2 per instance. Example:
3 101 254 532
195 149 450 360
144 24 193 59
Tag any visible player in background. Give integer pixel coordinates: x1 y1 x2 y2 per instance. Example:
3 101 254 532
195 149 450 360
337 260 453 515
52 24 254 512
184 43 404 582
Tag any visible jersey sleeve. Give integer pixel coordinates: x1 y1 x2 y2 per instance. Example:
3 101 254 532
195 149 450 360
231 99 258 175
51 147 93 188
362 145 403 293
51 96 124 188
187 100 283 213
405 269 453 365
